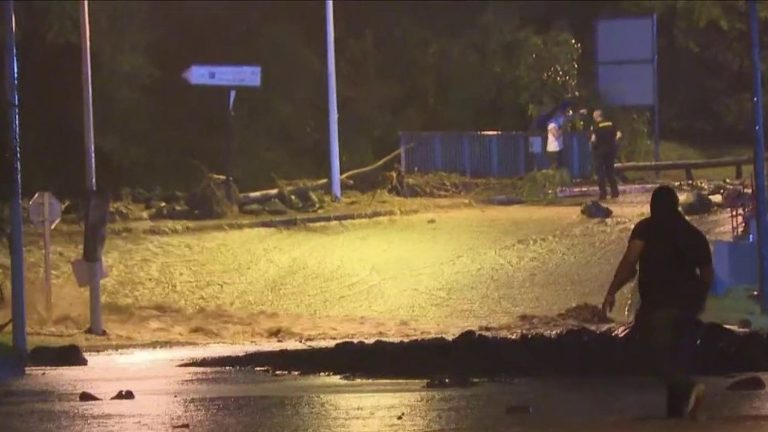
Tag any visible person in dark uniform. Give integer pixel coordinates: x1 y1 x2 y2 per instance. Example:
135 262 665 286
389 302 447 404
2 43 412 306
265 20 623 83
590 109 622 200
602 186 713 419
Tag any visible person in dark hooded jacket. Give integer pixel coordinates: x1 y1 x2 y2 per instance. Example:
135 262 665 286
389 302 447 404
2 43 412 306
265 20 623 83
602 185 713 419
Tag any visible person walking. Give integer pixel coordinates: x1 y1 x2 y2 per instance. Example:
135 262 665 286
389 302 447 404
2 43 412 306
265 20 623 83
602 186 713 419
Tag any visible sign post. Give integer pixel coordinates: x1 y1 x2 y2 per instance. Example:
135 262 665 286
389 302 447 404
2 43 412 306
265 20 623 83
29 192 62 321
227 89 237 203
3 0 27 355
182 64 261 202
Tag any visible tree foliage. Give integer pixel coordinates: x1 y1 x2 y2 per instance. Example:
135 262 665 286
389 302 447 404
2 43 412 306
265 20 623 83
3 1 767 198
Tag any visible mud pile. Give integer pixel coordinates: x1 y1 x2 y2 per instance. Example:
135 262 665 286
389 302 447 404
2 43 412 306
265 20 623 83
185 323 768 378
517 303 613 329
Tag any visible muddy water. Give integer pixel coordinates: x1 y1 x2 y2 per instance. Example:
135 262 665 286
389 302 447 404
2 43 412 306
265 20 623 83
2 346 768 432
1 196 734 345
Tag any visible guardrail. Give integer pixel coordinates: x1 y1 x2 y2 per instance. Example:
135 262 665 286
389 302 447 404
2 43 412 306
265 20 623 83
399 131 756 182
615 156 755 181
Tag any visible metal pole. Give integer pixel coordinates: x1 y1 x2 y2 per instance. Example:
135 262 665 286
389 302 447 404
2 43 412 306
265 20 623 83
652 13 661 164
80 0 96 192
43 193 52 321
80 0 103 334
747 1 768 313
226 89 236 203
4 0 27 355
326 0 342 200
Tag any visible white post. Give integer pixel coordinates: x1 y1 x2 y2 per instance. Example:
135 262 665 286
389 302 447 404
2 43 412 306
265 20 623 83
326 0 342 200
42 193 52 321
80 0 103 335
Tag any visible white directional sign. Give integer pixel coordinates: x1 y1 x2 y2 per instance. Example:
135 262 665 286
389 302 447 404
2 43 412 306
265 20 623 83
182 65 261 88
29 191 62 230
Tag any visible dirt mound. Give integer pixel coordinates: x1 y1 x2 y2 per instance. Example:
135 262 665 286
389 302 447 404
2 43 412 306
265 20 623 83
518 303 612 329
556 303 612 324
184 322 768 378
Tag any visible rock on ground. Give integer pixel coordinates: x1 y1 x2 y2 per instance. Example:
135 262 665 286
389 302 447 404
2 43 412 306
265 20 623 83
581 201 612 219
79 391 101 402
240 203 265 216
28 345 87 367
263 199 289 216
111 390 136 400
681 191 714 216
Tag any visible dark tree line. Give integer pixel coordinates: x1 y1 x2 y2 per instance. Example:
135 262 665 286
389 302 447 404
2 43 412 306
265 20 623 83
0 1 767 200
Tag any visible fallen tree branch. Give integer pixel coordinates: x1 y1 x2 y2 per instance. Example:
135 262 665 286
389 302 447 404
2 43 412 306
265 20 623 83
239 145 411 205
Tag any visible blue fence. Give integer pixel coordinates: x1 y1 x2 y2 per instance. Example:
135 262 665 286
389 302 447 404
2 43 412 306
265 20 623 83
398 131 593 179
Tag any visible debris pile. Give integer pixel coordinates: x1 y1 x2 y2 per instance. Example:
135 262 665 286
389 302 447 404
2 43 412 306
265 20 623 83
186 174 238 219
680 191 714 216
555 303 612 324
28 345 87 367
184 321 768 378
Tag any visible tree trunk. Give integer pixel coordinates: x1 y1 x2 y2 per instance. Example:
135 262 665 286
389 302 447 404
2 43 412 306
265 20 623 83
239 145 410 205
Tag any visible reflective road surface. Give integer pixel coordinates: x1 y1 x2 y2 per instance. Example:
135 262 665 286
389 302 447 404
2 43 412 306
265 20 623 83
3 345 768 432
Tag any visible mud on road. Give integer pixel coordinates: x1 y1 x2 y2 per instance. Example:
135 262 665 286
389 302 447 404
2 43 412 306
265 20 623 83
0 194 734 348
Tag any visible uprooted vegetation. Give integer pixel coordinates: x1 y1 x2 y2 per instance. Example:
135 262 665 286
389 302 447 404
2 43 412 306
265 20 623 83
96 168 573 224
402 169 572 202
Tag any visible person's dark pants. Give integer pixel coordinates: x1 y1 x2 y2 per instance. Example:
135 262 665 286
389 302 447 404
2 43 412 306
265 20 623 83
547 150 562 170
593 149 619 199
633 307 700 418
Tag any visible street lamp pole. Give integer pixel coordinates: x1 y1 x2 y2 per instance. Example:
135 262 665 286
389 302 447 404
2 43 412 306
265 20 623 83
747 1 768 312
3 0 27 355
326 0 342 201
80 0 104 334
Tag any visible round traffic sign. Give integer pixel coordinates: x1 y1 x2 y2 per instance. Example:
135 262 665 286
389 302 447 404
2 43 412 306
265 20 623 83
29 191 62 230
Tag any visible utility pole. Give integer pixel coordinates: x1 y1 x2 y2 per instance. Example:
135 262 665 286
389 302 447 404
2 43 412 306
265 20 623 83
3 0 27 355
80 0 104 334
326 0 342 201
747 0 768 313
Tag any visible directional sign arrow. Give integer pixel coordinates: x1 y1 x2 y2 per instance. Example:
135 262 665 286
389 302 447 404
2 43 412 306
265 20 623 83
182 65 261 88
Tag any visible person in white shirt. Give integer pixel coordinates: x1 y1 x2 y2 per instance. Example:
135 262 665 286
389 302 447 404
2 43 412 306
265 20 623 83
547 112 565 169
